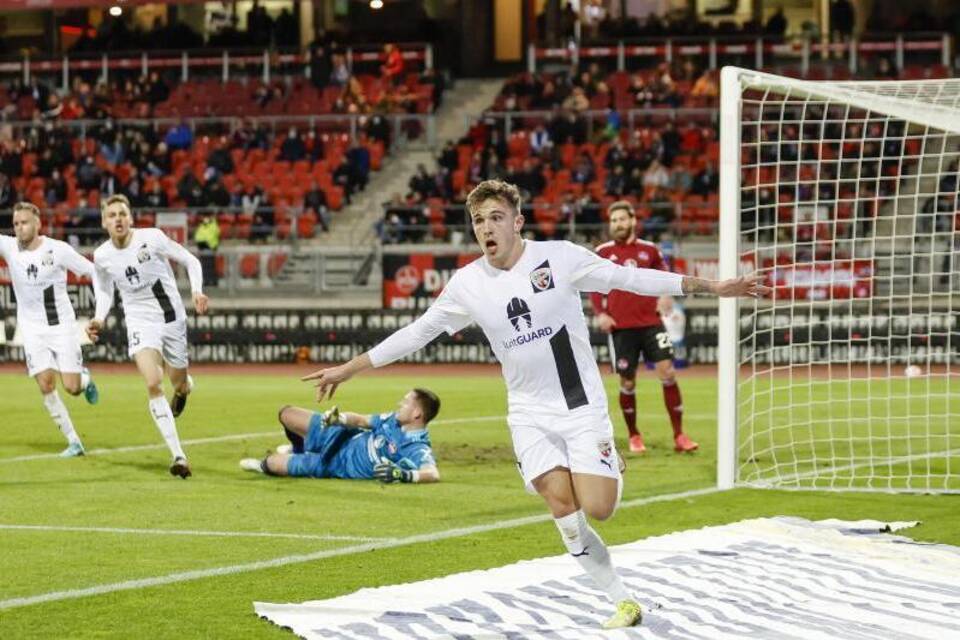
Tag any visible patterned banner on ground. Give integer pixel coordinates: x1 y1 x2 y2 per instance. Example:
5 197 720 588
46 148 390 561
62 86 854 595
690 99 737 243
256 517 960 639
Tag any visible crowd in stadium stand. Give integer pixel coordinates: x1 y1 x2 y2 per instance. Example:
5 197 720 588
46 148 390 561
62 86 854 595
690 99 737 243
0 111 390 244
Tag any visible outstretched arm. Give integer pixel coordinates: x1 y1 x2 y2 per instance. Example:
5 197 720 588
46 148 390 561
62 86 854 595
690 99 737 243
567 242 768 299
302 280 471 401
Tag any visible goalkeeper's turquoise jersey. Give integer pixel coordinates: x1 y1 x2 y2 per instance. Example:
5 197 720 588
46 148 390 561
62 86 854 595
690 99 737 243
295 412 435 479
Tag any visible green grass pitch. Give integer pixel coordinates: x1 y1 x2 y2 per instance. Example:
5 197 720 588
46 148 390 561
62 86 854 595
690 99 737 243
1 366 957 639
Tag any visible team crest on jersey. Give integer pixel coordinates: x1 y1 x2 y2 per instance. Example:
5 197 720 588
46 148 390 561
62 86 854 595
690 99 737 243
639 251 649 262
26 264 38 280
136 244 152 264
42 251 54 267
529 260 555 293
124 265 140 284
597 439 612 458
387 441 398 455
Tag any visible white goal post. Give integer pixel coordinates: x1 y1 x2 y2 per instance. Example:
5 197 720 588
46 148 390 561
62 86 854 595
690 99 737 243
718 66 960 493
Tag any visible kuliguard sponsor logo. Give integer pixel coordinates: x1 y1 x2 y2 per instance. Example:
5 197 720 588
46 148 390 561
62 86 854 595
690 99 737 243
503 297 553 350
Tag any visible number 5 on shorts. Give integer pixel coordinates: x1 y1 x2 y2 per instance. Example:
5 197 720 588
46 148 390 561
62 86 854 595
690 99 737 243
130 331 141 347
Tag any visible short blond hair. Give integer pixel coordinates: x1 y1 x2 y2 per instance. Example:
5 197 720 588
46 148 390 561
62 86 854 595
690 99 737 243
101 193 132 213
13 201 40 218
466 180 522 217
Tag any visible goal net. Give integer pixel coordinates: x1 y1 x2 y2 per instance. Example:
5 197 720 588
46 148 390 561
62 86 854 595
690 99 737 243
718 66 960 493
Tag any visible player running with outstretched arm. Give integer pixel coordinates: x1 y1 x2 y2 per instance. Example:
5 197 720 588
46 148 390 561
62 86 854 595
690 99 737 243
303 180 767 630
0 202 100 457
592 200 698 454
86 195 209 478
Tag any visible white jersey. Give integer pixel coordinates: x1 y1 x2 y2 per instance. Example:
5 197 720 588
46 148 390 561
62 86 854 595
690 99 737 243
661 304 686 343
93 228 203 326
369 240 684 418
0 235 96 331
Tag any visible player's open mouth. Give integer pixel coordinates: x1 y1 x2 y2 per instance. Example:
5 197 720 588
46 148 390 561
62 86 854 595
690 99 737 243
485 240 497 252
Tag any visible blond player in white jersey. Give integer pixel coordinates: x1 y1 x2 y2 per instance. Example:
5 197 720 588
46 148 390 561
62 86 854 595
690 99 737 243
86 195 209 478
303 180 768 630
1 202 100 457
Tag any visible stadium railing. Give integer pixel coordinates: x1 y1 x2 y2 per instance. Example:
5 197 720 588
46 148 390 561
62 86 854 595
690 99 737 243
528 32 951 78
0 42 434 87
1 112 436 149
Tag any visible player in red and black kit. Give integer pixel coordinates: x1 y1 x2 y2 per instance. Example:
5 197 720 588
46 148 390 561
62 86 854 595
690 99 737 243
590 200 698 454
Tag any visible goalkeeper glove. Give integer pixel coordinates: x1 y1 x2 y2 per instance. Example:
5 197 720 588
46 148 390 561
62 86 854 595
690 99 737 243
321 405 341 426
374 459 415 484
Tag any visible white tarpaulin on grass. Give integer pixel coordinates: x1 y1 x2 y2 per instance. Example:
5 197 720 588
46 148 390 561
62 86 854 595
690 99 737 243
255 517 960 639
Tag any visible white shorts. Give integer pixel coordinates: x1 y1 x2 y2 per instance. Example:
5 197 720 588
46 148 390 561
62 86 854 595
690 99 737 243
509 410 623 497
127 319 189 369
22 327 83 378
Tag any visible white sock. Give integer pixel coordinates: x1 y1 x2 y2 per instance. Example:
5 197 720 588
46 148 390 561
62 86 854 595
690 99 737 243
43 391 81 445
148 396 186 459
554 510 631 604
80 368 91 390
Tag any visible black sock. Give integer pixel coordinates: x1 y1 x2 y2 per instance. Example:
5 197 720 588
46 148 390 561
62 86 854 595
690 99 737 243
283 426 305 453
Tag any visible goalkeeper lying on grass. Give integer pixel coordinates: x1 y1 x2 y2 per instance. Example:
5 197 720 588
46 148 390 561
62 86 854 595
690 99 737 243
240 388 441 483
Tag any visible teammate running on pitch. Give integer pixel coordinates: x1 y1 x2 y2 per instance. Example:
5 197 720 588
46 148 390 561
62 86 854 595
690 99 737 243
302 180 767 630
240 388 440 483
86 194 209 478
0 202 100 457
592 200 698 454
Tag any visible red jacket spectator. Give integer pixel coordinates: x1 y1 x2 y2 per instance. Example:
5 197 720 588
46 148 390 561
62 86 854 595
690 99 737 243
381 44 404 86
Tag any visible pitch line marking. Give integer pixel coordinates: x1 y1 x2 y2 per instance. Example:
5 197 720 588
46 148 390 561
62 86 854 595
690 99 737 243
0 524 390 543
0 486 722 612
0 413 716 464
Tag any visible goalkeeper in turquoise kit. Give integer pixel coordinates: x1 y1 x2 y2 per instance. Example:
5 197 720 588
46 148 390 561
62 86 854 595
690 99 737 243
240 388 441 484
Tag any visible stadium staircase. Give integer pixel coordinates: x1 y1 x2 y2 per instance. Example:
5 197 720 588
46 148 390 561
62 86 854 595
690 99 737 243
273 78 505 297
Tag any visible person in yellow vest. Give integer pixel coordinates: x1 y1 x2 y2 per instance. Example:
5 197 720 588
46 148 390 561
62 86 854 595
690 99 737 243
194 214 220 287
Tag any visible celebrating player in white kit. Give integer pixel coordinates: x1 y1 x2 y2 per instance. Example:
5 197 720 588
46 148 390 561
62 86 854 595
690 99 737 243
303 180 768 630
86 195 209 478
1 202 100 457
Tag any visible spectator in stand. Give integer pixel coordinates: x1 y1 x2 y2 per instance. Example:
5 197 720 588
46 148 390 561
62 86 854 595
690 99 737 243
203 171 232 208
646 187 674 241
0 174 16 226
409 164 434 197
606 164 627 196
280 127 306 162
381 43 405 87
100 170 120 197
76 155 101 190
330 54 350 86
146 71 169 105
875 57 898 79
438 140 458 173
765 6 788 38
830 0 855 43
206 139 235 175
46 169 68 205
164 121 193 151
562 86 590 112
304 180 331 232
511 158 545 199
178 171 204 207
144 180 169 208
146 142 171 176
529 123 553 155
347 142 371 193
485 154 507 182
643 159 670 194
194 213 220 287
572 153 595 185
690 70 719 100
